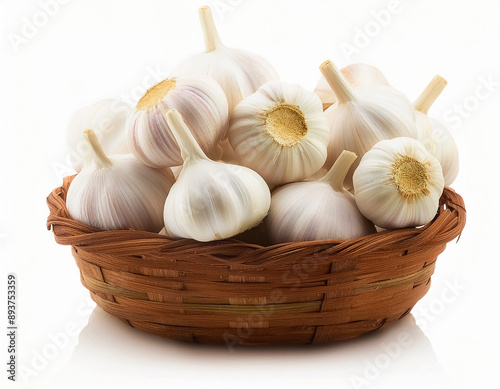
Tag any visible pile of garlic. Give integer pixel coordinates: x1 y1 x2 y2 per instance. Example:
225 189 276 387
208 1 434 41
65 5 459 244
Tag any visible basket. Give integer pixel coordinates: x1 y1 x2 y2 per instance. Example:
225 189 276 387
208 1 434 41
46 175 466 346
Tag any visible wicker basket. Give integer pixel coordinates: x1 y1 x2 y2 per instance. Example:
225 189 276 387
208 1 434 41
46 175 466 346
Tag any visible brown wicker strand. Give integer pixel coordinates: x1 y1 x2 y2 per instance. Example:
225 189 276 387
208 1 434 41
46 176 466 345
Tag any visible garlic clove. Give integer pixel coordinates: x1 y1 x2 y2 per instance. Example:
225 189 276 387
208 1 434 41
66 129 174 233
67 99 132 172
267 150 376 244
172 6 278 113
320 59 417 190
314 63 390 110
127 75 229 167
228 80 330 186
413 75 459 186
163 110 271 242
352 137 444 229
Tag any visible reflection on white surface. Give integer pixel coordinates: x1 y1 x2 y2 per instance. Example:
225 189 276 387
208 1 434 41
42 307 449 389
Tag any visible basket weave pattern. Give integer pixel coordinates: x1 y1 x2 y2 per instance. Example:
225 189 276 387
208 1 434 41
47 175 466 345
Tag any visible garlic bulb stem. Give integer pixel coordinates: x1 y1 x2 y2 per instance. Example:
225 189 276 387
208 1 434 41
165 110 208 161
413 75 447 114
320 150 357 192
320 60 357 105
199 5 223 52
84 129 112 168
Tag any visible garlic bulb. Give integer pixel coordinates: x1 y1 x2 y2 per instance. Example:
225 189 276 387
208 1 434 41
172 6 278 113
127 75 228 167
267 150 376 243
228 80 329 186
320 60 417 190
67 99 132 172
163 110 271 242
314 63 389 110
353 137 444 229
67 130 174 232
414 75 459 186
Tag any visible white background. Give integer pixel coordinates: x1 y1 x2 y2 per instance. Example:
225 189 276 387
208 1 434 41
1 0 499 388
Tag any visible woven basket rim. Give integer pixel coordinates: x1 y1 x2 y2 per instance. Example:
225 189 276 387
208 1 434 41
46 175 466 267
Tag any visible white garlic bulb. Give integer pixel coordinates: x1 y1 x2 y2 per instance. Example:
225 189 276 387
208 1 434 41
353 137 444 229
414 75 459 186
320 60 417 190
172 6 278 113
163 110 271 242
314 63 389 110
67 130 175 232
127 75 228 167
67 99 132 172
267 150 376 243
228 80 330 186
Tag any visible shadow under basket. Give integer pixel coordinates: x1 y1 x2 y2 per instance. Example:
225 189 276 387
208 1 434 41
47 175 466 346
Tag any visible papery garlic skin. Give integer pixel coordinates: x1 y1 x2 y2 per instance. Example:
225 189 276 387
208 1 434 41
127 75 228 167
353 137 444 229
172 6 278 112
314 63 389 110
163 110 271 242
320 60 417 190
165 159 271 241
413 75 459 186
305 167 328 181
267 151 376 243
67 99 132 172
228 80 329 186
67 130 174 233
